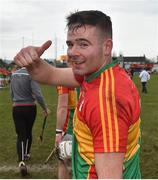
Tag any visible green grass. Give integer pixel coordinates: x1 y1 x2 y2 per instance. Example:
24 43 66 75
0 75 158 178
134 75 158 178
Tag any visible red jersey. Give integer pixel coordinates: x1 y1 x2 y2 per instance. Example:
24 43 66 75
56 86 77 134
72 59 141 179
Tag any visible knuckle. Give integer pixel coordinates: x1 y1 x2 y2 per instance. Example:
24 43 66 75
20 48 26 55
32 53 38 60
26 45 32 50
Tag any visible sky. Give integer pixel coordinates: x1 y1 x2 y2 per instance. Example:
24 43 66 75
0 0 158 61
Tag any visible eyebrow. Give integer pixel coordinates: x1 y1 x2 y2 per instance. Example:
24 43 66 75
66 38 91 44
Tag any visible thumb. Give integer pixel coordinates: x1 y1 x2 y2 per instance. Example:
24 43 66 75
37 40 52 57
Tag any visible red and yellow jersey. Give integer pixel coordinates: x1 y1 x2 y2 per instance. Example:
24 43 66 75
56 86 77 134
72 59 141 179
57 86 77 109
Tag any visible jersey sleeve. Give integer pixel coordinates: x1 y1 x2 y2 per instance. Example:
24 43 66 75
86 68 140 153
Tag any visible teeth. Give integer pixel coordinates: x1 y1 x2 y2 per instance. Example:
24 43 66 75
71 61 83 65
75 62 81 65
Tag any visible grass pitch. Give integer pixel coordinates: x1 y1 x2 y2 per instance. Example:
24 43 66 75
0 75 158 178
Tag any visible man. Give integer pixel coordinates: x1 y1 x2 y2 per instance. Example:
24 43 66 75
10 67 49 176
14 10 141 179
139 67 150 93
55 85 78 178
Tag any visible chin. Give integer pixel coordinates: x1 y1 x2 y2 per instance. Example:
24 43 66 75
73 69 85 76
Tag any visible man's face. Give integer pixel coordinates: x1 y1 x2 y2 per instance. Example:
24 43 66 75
66 25 107 76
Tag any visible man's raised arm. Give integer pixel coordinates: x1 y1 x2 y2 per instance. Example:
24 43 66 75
14 40 79 87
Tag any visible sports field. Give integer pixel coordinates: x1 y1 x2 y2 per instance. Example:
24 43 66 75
0 75 158 178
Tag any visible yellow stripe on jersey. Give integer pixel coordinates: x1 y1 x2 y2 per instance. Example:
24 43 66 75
105 70 113 151
110 68 119 151
99 68 119 152
125 118 141 161
73 113 94 165
99 73 107 151
68 90 77 109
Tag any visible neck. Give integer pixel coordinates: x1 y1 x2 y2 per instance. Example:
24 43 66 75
85 56 112 79
99 57 111 71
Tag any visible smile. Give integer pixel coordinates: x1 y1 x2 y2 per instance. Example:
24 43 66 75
73 61 83 65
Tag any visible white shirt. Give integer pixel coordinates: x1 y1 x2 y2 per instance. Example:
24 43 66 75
139 70 150 82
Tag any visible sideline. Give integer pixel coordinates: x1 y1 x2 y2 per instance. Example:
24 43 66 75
0 164 54 172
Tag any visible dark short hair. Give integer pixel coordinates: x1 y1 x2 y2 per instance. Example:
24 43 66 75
66 10 112 38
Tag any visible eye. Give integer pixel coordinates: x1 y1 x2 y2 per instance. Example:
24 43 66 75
79 42 88 48
66 42 73 49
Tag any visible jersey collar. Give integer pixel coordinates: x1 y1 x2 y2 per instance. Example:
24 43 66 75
85 58 118 83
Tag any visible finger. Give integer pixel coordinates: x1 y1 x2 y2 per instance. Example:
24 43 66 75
14 56 24 67
22 51 34 65
14 47 36 67
28 48 39 61
14 54 29 67
37 40 52 56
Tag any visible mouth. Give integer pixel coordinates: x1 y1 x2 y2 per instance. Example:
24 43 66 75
72 61 84 65
67 55 85 70
68 58 85 67
68 58 85 65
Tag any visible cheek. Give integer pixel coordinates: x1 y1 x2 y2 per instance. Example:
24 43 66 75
81 46 103 72
85 56 99 73
86 50 101 66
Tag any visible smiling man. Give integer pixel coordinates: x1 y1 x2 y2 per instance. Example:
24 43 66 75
14 10 141 179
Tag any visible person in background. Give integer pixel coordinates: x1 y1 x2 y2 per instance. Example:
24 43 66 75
14 10 141 179
55 59 78 178
55 85 78 178
10 67 49 176
139 67 150 93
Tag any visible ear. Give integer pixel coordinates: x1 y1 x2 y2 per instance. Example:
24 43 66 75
104 39 113 56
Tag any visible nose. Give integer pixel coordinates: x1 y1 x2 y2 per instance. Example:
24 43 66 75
67 45 80 57
68 54 81 64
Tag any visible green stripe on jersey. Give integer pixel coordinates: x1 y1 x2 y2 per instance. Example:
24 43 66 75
72 135 90 179
123 147 141 179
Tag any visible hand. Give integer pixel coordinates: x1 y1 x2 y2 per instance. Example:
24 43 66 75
14 40 52 67
55 133 62 146
43 108 50 117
